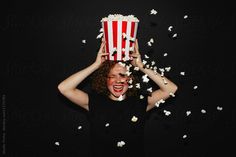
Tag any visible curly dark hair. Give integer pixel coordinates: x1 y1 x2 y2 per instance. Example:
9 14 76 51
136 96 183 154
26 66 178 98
91 60 139 97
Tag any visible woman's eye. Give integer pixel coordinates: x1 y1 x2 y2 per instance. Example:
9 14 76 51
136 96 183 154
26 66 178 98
119 73 126 78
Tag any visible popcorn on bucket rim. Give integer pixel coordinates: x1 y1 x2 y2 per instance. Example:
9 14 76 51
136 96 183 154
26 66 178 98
101 14 139 22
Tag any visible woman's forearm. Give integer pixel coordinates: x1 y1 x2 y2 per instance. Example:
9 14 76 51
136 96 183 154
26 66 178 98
58 62 99 92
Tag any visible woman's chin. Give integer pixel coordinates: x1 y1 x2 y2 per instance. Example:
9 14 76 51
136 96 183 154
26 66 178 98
112 91 124 98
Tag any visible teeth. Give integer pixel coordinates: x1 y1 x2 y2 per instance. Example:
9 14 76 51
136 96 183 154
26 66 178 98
114 85 123 90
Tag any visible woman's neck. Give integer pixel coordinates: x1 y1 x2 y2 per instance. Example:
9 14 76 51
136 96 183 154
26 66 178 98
109 94 126 101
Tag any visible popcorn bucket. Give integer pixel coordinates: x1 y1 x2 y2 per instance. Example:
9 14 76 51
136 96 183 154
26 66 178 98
101 14 139 61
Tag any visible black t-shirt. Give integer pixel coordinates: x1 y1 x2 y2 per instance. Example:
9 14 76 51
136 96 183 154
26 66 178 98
88 92 148 157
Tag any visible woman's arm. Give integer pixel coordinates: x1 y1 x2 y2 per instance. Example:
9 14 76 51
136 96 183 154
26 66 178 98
131 39 178 112
58 40 108 110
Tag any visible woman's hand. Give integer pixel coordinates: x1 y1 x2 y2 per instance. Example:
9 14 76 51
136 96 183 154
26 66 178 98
131 39 144 68
94 38 109 67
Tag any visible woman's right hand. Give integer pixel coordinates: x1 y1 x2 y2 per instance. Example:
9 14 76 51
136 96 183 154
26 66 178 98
94 38 109 67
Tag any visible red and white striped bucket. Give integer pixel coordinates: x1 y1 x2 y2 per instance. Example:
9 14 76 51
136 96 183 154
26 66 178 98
101 15 139 61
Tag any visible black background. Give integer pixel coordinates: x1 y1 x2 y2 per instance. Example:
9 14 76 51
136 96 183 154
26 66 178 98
1 0 236 157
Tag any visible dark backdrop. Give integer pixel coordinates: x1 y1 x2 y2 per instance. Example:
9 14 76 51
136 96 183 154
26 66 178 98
1 0 236 157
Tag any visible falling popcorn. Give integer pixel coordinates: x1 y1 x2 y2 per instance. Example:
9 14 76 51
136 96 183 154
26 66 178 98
183 134 187 139
184 15 188 19
186 111 191 116
126 63 132 69
135 83 140 89
55 142 60 146
169 92 175 97
111 47 117 54
155 102 160 108
125 65 131 72
131 116 138 122
147 87 153 93
140 95 144 99
155 99 165 107
82 39 86 44
142 60 147 65
105 123 110 127
118 95 125 101
122 33 135 42
162 78 168 84
117 141 126 147
164 110 171 116
144 54 149 59
149 38 154 43
122 57 128 62
128 85 133 88
163 53 168 57
172 33 178 39
134 67 139 71
99 28 103 32
118 62 126 67
161 71 164 77
147 41 152 47
147 38 154 46
96 32 103 39
151 61 156 66
153 70 158 75
129 47 134 52
159 68 165 73
193 86 198 89
201 109 206 114
145 64 150 69
128 79 133 84
150 9 157 15
168 26 173 31
125 71 132 76
159 99 165 103
130 37 135 42
122 32 126 39
180 72 185 76
78 125 82 130
217 106 223 111
142 74 150 83
165 67 171 72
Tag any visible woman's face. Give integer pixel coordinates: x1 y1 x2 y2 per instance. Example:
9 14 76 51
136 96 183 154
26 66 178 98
107 63 129 100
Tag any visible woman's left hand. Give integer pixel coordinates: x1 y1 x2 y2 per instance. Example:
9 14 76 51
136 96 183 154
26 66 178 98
130 39 144 68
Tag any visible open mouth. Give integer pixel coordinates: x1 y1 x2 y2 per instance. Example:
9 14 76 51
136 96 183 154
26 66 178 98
113 85 124 92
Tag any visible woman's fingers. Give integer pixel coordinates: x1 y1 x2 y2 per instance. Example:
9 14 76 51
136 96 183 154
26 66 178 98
134 39 140 55
131 52 140 58
101 53 109 56
135 39 139 49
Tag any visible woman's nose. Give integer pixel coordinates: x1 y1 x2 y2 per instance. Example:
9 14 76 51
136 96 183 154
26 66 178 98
116 76 125 83
115 77 122 83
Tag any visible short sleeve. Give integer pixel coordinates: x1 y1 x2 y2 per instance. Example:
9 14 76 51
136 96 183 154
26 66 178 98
87 91 97 112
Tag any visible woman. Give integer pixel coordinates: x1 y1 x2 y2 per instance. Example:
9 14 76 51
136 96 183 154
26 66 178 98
58 39 178 157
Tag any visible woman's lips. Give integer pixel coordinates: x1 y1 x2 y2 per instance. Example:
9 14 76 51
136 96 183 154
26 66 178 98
113 85 124 92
